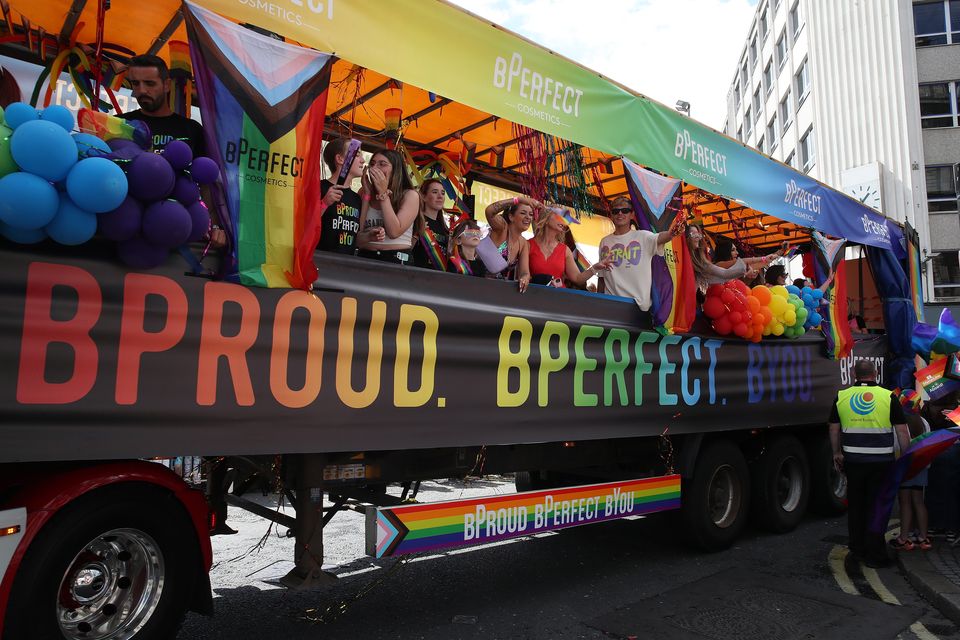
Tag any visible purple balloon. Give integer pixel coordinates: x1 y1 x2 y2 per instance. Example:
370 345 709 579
190 157 219 185
172 175 200 205
142 199 192 248
107 138 144 161
162 140 193 170
98 196 142 242
117 235 170 269
128 152 175 201
186 201 211 242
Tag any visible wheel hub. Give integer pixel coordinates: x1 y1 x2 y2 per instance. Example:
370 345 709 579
57 528 165 640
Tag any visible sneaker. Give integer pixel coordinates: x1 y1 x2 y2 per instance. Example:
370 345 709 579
918 538 933 551
947 531 958 544
929 527 946 537
890 538 915 551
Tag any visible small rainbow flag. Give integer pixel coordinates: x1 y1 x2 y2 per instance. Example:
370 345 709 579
186 2 332 289
368 475 680 558
573 248 590 273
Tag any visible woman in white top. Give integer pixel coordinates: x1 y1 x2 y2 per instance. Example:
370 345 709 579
357 149 421 265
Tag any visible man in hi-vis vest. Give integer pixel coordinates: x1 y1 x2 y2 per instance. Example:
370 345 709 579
829 360 909 568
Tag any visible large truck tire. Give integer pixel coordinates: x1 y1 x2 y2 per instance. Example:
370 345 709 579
808 434 847 515
680 440 750 551
3 484 201 640
751 435 810 532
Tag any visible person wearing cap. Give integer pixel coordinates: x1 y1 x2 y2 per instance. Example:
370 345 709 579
518 204 610 292
828 360 910 567
597 196 683 315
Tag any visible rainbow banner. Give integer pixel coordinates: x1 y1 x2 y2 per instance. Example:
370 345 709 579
905 222 925 323
809 231 852 359
367 475 680 558
185 2 332 288
622 159 696 333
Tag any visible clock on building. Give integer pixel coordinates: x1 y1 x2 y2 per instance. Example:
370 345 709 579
841 163 884 213
847 183 882 211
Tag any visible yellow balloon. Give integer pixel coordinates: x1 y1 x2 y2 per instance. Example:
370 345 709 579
784 310 797 325
770 285 789 298
762 326 772 336
769 297 788 315
773 323 785 336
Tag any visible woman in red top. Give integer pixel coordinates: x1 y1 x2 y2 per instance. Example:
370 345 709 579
518 205 610 292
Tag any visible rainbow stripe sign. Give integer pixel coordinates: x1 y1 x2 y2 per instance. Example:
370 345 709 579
366 475 681 558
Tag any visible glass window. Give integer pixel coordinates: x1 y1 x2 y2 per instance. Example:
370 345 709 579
753 87 762 114
750 36 758 65
800 127 815 172
737 126 743 141
926 164 959 211
741 59 749 83
779 91 793 131
919 82 955 128
757 136 765 154
952 0 960 37
776 33 788 68
932 252 960 299
914 1 949 46
760 10 769 41
764 61 774 94
744 107 753 137
790 2 803 37
767 115 778 148
734 81 741 109
795 60 810 103
785 151 795 168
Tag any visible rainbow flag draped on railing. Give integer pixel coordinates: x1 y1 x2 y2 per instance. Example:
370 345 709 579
622 159 695 333
185 2 333 288
809 230 852 359
905 222 925 323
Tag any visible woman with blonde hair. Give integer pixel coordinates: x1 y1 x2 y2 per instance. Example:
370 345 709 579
484 193 541 281
517 205 610 293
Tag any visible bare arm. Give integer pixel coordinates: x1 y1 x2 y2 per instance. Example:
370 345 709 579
829 422 843 471
655 213 686 246
484 195 542 232
564 247 610 287
379 190 420 239
517 240 531 293
894 423 911 454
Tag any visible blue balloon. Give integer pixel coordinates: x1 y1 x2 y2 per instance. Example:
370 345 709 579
811 289 824 299
809 312 823 326
39 105 76 132
0 172 59 229
802 294 814 307
46 195 97 245
4 103 38 129
66 157 128 213
785 285 801 296
11 120 78 182
0 220 46 244
73 132 111 158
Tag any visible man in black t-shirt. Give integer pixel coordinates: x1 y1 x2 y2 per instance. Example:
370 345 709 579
318 138 366 254
120 54 206 155
121 54 222 247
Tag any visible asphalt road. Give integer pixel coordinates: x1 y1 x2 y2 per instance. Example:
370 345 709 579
179 482 960 640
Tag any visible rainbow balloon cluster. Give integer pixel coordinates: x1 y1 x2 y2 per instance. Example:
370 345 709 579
0 103 127 246
703 280 810 341
789 284 826 330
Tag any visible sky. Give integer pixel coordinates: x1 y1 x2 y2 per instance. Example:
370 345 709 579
449 0 757 131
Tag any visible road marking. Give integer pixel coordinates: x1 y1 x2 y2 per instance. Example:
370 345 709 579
829 540 938 640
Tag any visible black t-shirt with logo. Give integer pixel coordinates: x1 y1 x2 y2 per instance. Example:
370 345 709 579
413 212 449 270
318 179 362 254
120 110 206 155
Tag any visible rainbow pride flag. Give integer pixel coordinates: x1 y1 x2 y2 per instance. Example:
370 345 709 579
622 159 695 333
185 2 332 288
906 222 925 323
809 230 852 359
368 475 680 558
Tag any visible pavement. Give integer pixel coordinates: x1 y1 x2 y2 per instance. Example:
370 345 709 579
898 536 960 626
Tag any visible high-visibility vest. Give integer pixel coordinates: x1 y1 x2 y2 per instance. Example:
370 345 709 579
836 385 894 462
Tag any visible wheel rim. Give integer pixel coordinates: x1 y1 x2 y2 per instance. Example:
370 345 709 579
775 456 803 512
708 464 741 528
57 528 165 640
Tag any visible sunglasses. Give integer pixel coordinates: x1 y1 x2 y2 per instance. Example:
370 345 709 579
611 207 633 215
459 230 482 238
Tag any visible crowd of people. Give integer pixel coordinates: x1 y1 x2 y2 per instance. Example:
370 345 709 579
313 137 810 321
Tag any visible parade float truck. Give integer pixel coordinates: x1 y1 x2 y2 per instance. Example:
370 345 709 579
0 0 918 639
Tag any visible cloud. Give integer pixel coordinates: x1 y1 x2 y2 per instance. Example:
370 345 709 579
450 0 756 131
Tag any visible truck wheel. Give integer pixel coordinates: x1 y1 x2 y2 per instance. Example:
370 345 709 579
751 435 809 532
681 440 750 551
4 485 199 640
808 434 847 515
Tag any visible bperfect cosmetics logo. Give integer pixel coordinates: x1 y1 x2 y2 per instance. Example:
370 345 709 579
861 213 890 240
784 180 821 221
674 129 728 177
236 0 334 26
493 52 584 126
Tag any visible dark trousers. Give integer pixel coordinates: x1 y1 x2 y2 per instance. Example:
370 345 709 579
845 459 891 563
927 442 960 531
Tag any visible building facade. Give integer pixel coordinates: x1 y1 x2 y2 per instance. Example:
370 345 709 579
723 0 960 303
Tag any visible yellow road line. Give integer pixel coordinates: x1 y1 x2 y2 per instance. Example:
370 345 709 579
855 553 938 640
829 545 860 595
